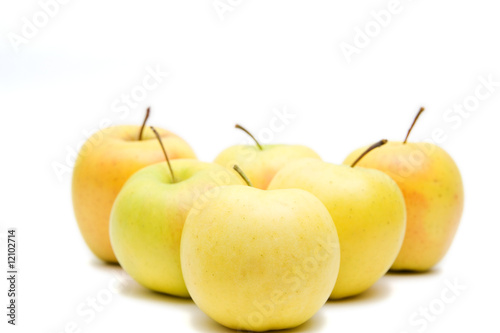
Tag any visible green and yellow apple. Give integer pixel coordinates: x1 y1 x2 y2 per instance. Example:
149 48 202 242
181 179 340 331
344 108 464 271
214 125 321 189
72 110 196 263
268 147 406 299
110 152 245 297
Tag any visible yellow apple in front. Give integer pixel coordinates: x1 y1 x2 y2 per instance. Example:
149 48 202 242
268 157 406 299
72 125 196 263
181 185 340 331
344 142 463 271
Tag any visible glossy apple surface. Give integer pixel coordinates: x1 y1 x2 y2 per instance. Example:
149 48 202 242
181 185 340 331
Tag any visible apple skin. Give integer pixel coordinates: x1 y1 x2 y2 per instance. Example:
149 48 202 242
344 142 464 271
72 125 196 263
110 159 246 297
180 186 340 331
214 144 321 189
268 158 406 299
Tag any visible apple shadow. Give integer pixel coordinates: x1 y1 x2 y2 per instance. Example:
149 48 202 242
189 306 327 333
120 281 195 306
325 278 392 306
385 267 441 278
88 257 199 308
88 257 121 269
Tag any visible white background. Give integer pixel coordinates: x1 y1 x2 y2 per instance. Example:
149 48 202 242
1 0 500 332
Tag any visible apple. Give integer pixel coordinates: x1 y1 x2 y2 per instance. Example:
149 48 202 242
110 127 246 297
344 108 464 271
268 141 406 299
214 124 321 189
180 166 340 331
72 108 196 263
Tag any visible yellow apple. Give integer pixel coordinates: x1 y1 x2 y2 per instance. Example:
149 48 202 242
181 184 340 331
214 125 321 189
343 109 464 271
268 154 406 299
72 121 196 263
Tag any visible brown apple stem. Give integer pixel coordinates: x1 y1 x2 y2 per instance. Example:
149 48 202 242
233 165 253 187
235 124 263 150
138 107 151 140
150 126 176 183
351 139 388 167
403 107 425 144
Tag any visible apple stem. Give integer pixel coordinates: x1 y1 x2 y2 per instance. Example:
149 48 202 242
403 107 425 144
235 124 263 150
233 165 253 187
150 126 177 183
351 139 388 167
138 107 151 140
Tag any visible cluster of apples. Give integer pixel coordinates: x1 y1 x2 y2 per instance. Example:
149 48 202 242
72 107 464 332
